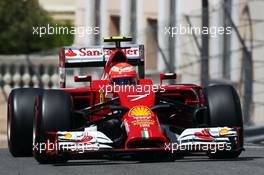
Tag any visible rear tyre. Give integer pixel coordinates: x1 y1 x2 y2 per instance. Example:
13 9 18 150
8 88 43 157
204 84 243 159
33 90 72 164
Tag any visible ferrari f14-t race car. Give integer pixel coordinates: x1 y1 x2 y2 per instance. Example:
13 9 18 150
7 36 244 164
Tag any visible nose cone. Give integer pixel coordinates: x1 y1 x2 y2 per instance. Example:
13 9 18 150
123 105 168 149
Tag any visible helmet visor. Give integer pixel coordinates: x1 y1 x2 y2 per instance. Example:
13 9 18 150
112 77 137 85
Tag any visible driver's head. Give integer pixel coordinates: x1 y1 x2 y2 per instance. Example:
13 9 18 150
109 63 137 85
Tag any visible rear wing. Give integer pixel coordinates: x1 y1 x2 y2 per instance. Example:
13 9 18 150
59 44 144 68
58 44 145 88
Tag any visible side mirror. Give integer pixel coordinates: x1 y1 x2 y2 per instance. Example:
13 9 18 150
74 75 92 82
160 73 177 84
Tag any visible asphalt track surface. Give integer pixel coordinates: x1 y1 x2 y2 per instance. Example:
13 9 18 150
1 144 264 175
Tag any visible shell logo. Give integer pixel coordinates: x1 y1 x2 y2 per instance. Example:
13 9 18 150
64 133 72 139
220 128 229 135
129 106 153 117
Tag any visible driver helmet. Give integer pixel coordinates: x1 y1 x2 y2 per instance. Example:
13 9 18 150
109 63 137 85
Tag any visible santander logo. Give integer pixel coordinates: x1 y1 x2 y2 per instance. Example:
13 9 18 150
64 47 139 58
194 129 214 140
65 49 77 57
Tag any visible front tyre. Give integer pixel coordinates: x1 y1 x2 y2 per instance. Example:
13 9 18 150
8 88 43 157
204 84 243 159
33 90 72 164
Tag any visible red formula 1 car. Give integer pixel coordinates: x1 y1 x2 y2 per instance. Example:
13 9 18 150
7 36 244 164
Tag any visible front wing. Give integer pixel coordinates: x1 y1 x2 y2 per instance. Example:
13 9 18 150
37 126 242 158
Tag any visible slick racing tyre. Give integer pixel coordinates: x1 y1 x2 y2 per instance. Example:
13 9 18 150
204 84 243 159
8 88 43 157
33 90 72 164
